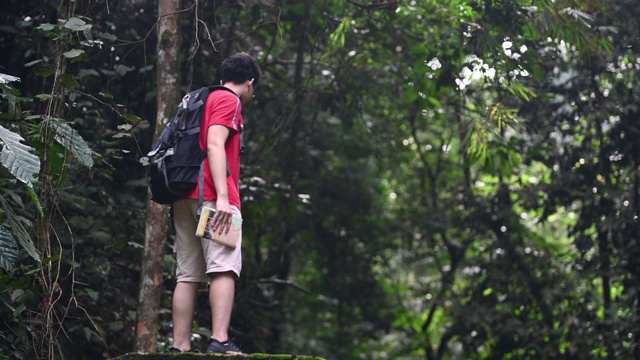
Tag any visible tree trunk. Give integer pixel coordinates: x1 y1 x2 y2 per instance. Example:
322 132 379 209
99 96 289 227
135 0 182 352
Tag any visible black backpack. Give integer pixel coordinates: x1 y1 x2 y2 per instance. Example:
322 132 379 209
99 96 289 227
147 85 234 205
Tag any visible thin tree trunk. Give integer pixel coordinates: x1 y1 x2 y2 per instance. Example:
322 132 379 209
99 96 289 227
135 0 182 352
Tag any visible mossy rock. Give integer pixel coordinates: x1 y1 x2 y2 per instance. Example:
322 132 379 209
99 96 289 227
111 353 325 360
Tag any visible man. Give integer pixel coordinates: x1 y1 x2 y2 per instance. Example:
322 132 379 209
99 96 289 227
168 53 261 354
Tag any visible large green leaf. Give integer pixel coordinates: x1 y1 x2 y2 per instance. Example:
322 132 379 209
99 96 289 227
0 125 40 184
63 17 91 32
0 195 38 262
0 225 19 272
51 121 94 169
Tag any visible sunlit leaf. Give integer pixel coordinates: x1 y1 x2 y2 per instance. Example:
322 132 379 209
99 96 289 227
329 18 351 48
0 125 40 184
0 73 20 84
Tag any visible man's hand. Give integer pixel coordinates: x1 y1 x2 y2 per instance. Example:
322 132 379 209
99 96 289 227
213 199 233 234
207 124 233 235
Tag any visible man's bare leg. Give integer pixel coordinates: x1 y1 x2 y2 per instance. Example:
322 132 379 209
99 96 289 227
172 281 199 351
209 271 236 342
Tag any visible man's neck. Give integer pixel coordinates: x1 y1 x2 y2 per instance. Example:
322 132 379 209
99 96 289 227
222 83 245 99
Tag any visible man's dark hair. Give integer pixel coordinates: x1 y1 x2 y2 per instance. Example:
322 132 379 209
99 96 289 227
220 53 262 86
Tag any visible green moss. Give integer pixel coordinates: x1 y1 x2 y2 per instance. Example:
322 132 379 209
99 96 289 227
111 353 326 360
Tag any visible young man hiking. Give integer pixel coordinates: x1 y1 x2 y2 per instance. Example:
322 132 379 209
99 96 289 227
168 52 261 354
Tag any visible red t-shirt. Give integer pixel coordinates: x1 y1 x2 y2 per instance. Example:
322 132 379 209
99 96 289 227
185 89 244 210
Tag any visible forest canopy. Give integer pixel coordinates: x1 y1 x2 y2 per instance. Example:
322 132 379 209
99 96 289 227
1 0 639 359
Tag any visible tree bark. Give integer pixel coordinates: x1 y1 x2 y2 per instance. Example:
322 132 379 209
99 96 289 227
135 0 181 352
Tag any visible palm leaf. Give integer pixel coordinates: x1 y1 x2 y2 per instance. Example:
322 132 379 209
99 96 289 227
0 225 19 272
0 125 40 184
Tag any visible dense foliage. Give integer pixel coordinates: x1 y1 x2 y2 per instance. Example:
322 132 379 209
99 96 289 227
0 0 638 359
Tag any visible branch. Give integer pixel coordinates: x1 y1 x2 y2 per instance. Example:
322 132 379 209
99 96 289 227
258 278 310 294
345 0 398 11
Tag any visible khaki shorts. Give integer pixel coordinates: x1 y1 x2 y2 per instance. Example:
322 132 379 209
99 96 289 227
173 199 242 282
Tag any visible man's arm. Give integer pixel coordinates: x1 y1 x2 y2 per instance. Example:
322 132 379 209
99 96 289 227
207 124 233 233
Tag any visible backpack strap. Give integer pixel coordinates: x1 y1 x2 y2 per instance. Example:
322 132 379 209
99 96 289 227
198 163 205 217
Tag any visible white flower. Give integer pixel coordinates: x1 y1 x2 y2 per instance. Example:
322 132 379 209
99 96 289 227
426 57 442 70
461 67 473 78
